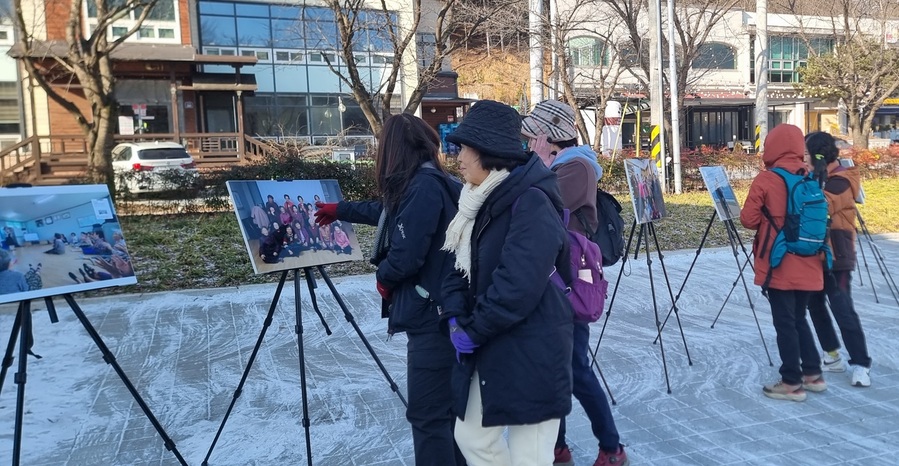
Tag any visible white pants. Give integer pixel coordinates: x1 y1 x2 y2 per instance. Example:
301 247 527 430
454 371 560 466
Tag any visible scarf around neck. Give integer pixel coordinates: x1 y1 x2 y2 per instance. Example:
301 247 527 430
442 169 511 281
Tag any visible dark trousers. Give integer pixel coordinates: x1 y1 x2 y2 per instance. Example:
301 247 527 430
766 289 822 385
556 322 620 453
808 271 872 368
406 331 466 466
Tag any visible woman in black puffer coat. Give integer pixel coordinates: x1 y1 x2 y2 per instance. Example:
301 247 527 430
314 113 464 466
441 100 573 466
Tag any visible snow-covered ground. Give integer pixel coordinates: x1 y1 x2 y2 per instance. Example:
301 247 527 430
1 234 898 465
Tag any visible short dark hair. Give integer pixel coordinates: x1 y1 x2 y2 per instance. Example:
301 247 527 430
479 153 527 171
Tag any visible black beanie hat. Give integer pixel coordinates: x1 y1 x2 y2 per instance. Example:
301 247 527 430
446 100 529 161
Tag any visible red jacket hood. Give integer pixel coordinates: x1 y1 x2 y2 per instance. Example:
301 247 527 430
762 124 807 172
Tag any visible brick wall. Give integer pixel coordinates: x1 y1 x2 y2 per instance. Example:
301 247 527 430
45 0 73 41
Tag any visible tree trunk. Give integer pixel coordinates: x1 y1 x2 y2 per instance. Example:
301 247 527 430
592 100 605 154
849 110 869 149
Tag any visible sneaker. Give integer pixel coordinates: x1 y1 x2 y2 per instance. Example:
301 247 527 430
802 374 827 393
851 365 871 387
594 445 629 466
553 446 573 466
763 381 807 401
822 352 846 372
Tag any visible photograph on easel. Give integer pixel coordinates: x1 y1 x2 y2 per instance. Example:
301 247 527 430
699 166 741 221
624 158 667 224
227 180 363 274
0 185 137 304
838 158 866 204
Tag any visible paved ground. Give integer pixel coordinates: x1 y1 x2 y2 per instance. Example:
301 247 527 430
1 234 898 465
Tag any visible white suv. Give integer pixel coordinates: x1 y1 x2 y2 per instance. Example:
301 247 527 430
112 142 199 193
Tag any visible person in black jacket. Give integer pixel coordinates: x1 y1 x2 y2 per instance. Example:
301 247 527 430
315 113 464 466
440 100 573 466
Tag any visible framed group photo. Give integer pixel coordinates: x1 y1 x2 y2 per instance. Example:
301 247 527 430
227 180 364 274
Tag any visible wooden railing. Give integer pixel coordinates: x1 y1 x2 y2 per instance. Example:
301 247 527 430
0 132 277 185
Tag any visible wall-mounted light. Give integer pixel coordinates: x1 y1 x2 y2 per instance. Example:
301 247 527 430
430 107 436 113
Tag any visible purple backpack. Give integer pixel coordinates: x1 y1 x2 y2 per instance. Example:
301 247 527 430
513 188 609 323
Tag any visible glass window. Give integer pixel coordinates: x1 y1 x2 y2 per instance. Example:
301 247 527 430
145 0 175 21
277 104 310 136
341 100 370 135
0 31 7 41
310 106 341 135
235 3 269 17
245 94 279 136
278 95 308 106
158 28 176 39
139 27 155 38
305 7 334 22
274 66 308 92
272 19 303 49
305 21 338 49
271 5 301 19
568 36 606 67
246 65 276 92
237 17 271 47
199 1 233 15
693 43 735 69
201 15 236 46
112 26 128 38
369 28 392 52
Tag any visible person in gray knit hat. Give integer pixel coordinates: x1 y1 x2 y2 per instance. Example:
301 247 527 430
522 100 628 466
442 100 574 466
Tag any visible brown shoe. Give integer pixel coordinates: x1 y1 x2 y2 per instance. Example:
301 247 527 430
802 374 827 393
763 381 807 401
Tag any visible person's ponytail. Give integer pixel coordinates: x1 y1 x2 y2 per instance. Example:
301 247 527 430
804 131 839 188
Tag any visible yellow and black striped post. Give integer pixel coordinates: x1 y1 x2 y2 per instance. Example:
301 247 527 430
650 125 662 169
754 125 762 153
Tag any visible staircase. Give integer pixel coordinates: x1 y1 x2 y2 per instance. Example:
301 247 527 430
0 133 276 186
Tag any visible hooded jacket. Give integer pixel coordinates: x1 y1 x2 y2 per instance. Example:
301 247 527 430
825 163 862 271
441 155 573 427
338 165 462 334
740 124 824 291
550 145 603 236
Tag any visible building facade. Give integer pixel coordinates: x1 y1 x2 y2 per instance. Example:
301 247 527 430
6 0 437 158
561 3 899 149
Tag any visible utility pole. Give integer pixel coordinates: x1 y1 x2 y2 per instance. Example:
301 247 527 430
529 0 545 106
755 0 768 152
665 0 682 193
649 0 667 192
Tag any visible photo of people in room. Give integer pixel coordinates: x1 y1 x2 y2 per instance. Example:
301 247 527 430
227 180 363 274
0 185 137 304
624 158 668 224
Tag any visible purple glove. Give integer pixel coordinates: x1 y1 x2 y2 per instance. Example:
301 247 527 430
449 317 478 359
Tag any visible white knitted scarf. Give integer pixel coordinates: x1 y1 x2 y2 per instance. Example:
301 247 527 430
442 169 511 281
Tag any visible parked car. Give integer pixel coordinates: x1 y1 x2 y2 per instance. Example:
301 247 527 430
112 142 199 193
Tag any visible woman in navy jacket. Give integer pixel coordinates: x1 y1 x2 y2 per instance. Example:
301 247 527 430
315 113 464 466
441 100 573 466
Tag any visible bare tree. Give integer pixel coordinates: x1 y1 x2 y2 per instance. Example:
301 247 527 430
782 0 899 148
13 0 159 190
600 0 740 143
547 0 626 151
318 0 512 134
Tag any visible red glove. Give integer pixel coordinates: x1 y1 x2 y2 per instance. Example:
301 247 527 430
314 202 339 226
376 281 392 301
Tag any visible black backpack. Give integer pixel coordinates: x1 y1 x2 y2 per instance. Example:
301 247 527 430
575 189 626 267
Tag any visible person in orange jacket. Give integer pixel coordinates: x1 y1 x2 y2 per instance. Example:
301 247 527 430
740 124 825 402
805 131 872 387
